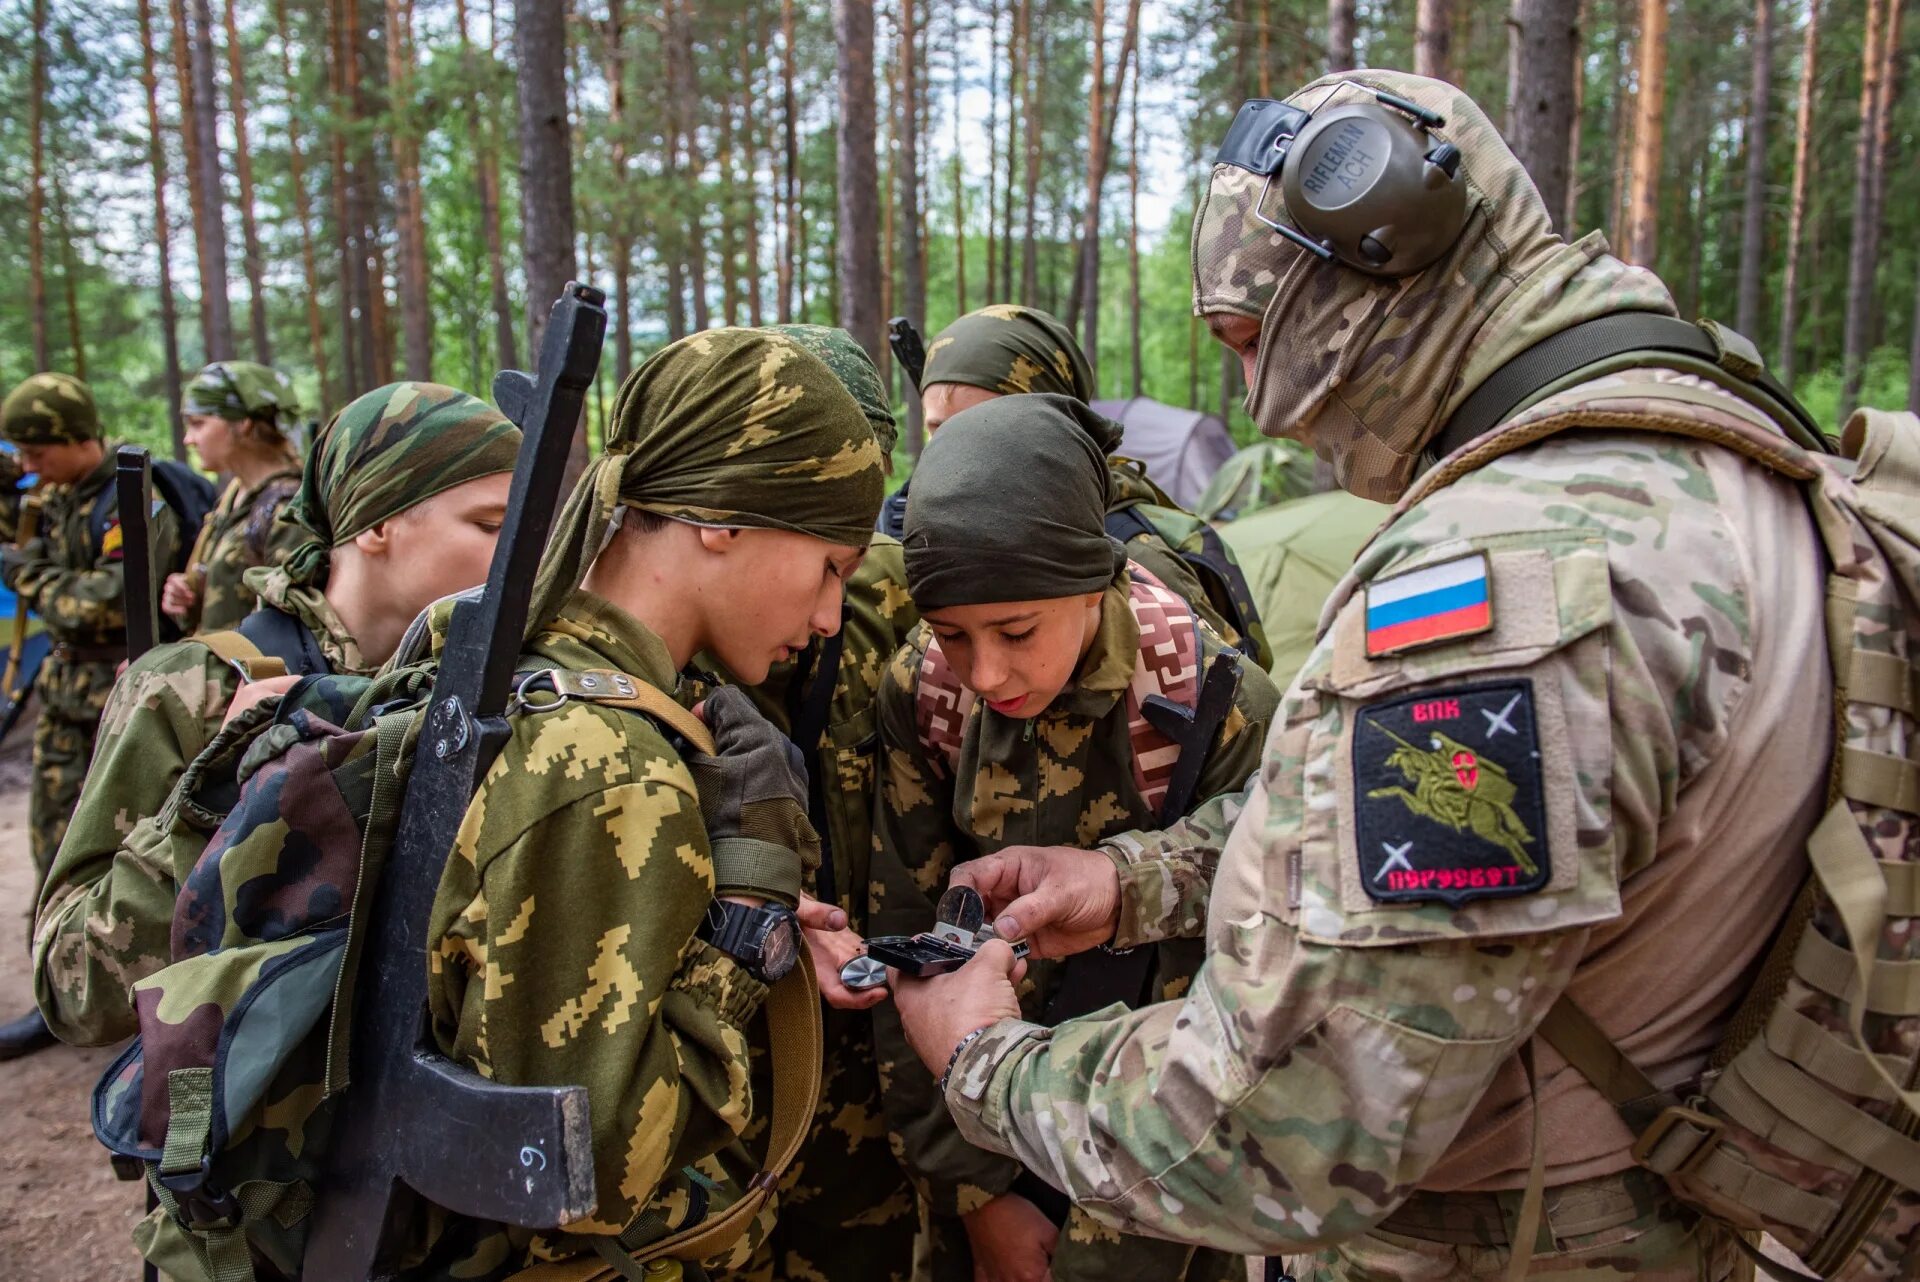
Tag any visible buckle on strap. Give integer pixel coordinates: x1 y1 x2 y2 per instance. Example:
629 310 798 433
158 1157 243 1229
1631 1104 1726 1179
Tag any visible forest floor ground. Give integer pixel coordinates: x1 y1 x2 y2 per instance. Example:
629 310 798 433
0 702 145 1280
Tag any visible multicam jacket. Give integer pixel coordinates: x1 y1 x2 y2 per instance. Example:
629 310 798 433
34 574 373 1046
182 469 303 633
869 569 1278 1270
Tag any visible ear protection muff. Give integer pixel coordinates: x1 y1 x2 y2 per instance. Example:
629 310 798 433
1215 90 1470 277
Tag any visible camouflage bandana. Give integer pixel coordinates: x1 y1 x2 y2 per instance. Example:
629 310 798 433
1191 70 1676 501
280 381 522 586
922 305 1095 401
181 361 301 431
768 324 899 457
1 372 99 444
526 328 885 638
903 393 1126 611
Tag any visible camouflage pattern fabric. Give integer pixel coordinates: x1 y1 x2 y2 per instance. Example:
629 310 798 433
180 360 302 432
281 381 522 586
769 324 901 458
9 445 181 889
695 538 922 1282
1105 459 1269 662
181 469 304 633
35 579 372 1047
1189 70 1674 502
870 571 1279 1281
405 589 783 1277
1 371 100 444
921 305 1095 400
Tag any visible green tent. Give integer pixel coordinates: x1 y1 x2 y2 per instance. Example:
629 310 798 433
1219 489 1391 689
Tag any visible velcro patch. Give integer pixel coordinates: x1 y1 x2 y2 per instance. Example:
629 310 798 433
1364 552 1492 656
100 520 123 560
1352 680 1548 905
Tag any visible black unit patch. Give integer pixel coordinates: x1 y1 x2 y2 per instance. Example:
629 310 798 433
1352 680 1549 905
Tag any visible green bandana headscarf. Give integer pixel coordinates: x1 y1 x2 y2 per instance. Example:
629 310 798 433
526 327 887 638
903 393 1125 610
768 324 899 457
921 305 1095 401
181 361 302 431
281 381 523 586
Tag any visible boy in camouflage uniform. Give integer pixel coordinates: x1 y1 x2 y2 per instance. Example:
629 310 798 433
163 360 308 633
34 382 522 1049
0 371 181 1059
399 329 885 1278
890 70 1829 1280
871 394 1279 1282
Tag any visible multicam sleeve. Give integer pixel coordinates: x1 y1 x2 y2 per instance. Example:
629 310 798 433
866 642 1026 1218
33 642 235 1044
429 736 770 1238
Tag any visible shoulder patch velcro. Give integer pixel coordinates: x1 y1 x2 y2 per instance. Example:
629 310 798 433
1365 551 1492 656
1352 679 1549 905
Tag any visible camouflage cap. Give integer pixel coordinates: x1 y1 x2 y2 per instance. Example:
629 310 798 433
922 305 1095 402
1191 70 1676 501
280 381 522 585
769 324 899 457
1 371 100 445
525 328 886 638
181 361 302 431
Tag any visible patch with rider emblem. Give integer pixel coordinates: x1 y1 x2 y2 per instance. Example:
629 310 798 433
1352 679 1548 905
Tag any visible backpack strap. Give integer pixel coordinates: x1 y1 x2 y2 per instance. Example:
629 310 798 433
1121 564 1204 816
535 668 718 756
196 629 288 682
914 636 977 779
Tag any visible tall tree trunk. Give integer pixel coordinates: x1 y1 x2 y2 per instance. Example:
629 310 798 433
671 0 711 331
1842 0 1893 414
225 0 272 362
952 1 968 318
720 85 743 327
140 0 188 454
27 0 48 372
780 0 799 322
881 45 895 386
324 0 360 394
742 17 767 329
983 0 1000 306
1416 0 1454 79
661 0 689 340
387 0 431 379
898 0 926 451
1079 0 1106 388
1327 0 1356 71
1564 0 1587 230
1622 0 1667 266
600 0 632 381
1019 4 1045 305
357 11 392 387
1735 0 1775 338
1065 0 1140 336
1508 0 1582 235
1776 0 1820 386
1128 60 1142 397
338 0 378 390
275 0 330 409
1606 0 1633 243
52 172 87 380
457 0 515 372
835 0 884 362
189 0 235 359
1003 0 1025 299
1259 0 1271 94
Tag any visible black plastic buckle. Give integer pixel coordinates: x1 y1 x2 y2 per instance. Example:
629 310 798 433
159 1159 242 1229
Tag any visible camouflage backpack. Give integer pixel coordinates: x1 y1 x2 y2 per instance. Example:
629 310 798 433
90 662 723 1282
1105 457 1271 669
1407 329 1920 1278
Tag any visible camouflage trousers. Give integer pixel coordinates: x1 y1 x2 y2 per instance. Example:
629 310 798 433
27 653 115 902
1281 1167 1752 1280
717 1006 917 1282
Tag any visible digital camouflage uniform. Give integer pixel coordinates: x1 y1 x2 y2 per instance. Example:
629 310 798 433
934 71 1828 1280
870 570 1279 1282
692 326 919 1282
177 361 307 633
407 330 885 1278
33 381 521 1049
0 373 181 896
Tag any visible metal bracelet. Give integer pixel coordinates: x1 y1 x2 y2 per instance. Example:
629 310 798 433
940 1026 990 1094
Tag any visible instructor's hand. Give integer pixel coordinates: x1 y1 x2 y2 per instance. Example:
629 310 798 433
953 845 1121 959
963 1191 1058 1282
894 939 1026 1077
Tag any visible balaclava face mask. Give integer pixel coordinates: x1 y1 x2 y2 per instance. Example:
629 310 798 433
1191 69 1678 501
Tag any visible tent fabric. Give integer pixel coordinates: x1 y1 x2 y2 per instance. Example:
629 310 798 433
1217 488 1391 690
1090 397 1237 509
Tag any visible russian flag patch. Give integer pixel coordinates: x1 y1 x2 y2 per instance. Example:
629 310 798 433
1365 552 1493 657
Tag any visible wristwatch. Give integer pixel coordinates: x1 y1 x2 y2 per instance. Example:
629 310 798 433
699 900 803 984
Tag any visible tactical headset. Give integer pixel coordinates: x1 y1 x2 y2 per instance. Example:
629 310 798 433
1215 89 1471 277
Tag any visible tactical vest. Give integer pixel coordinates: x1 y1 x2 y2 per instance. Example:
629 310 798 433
1408 343 1920 1280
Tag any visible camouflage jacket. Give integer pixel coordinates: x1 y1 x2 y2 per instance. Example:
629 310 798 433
938 386 1832 1256
413 590 774 1276
184 468 303 633
33 579 372 1045
870 572 1279 1218
13 444 181 646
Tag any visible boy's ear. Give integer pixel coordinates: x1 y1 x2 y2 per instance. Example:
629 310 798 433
696 526 742 556
352 519 393 557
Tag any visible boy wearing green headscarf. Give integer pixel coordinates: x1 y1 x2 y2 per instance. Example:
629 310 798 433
397 328 885 1277
165 361 308 633
34 382 522 1049
867 393 1279 1282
